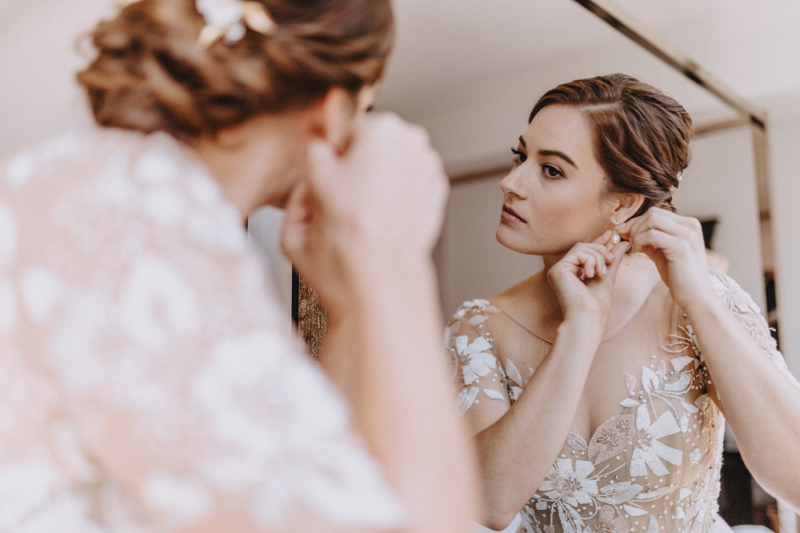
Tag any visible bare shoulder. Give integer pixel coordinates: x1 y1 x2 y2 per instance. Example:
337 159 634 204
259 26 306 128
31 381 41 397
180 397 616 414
489 271 544 313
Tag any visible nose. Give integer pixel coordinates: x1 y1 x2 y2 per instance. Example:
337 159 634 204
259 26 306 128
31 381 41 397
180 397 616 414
500 164 527 200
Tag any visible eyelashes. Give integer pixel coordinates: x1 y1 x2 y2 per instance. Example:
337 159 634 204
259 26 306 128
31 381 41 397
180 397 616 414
511 148 564 179
542 164 563 178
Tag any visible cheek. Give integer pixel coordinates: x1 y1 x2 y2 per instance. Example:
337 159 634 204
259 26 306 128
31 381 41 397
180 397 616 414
533 186 599 232
498 184 606 253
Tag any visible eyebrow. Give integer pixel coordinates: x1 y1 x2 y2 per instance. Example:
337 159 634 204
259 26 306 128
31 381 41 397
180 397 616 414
518 136 579 170
539 149 579 170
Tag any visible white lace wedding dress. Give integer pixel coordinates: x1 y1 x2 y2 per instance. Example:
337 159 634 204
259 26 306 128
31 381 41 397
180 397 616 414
0 130 405 532
447 272 798 533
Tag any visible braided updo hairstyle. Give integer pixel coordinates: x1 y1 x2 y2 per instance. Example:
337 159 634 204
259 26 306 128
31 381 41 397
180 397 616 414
529 74 693 217
77 0 393 138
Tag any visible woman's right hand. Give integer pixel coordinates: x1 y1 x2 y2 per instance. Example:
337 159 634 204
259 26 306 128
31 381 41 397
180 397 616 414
547 232 630 325
281 112 449 317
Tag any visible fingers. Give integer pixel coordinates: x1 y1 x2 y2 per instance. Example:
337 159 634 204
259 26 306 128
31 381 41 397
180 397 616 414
593 230 614 248
305 141 337 194
619 208 698 240
620 207 704 257
280 178 313 261
628 228 683 257
565 243 615 279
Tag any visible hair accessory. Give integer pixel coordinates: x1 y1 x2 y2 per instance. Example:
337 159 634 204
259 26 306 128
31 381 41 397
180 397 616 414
611 222 625 245
677 171 683 182
196 0 277 48
116 0 276 48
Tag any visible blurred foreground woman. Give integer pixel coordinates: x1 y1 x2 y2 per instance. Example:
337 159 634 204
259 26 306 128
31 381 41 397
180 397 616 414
0 0 477 531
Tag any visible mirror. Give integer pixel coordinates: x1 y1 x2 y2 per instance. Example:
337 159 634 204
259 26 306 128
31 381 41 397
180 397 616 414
367 1 800 532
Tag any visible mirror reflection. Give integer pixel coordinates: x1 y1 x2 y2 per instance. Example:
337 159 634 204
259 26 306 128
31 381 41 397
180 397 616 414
374 1 800 532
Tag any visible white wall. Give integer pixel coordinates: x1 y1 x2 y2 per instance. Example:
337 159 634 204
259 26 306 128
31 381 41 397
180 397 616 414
439 173 543 320
765 91 800 375
0 0 114 156
246 207 293 321
674 127 765 313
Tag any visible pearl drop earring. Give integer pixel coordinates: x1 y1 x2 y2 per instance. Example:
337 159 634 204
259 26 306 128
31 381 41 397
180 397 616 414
611 222 624 245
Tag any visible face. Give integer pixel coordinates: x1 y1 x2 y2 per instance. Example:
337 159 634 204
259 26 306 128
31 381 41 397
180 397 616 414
496 104 614 256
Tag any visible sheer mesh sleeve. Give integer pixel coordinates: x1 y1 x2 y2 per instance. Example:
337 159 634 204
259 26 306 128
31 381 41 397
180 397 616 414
0 131 404 532
708 269 799 387
445 300 514 416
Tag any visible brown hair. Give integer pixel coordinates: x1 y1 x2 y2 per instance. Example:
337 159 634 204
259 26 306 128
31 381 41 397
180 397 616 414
529 74 692 217
77 0 393 138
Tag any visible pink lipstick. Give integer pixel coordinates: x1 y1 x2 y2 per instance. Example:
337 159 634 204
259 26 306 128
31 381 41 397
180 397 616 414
501 204 526 223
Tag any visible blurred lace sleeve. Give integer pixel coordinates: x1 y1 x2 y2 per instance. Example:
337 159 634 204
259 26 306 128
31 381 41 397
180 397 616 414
709 269 800 387
1 132 405 532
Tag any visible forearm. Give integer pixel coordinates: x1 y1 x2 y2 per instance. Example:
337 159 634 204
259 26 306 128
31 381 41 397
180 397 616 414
474 319 603 528
319 253 478 533
685 297 800 505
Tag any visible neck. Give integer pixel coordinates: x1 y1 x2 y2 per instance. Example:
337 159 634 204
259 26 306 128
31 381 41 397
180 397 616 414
534 252 570 322
535 252 657 326
186 112 307 221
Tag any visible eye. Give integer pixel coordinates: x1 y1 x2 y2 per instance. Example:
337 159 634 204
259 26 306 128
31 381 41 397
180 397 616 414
542 164 563 179
511 148 527 164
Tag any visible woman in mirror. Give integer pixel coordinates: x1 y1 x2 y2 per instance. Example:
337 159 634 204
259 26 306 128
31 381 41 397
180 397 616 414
0 0 478 531
446 74 800 533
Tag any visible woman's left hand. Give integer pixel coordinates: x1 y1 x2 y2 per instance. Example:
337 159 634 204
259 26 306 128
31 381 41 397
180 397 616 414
619 207 716 313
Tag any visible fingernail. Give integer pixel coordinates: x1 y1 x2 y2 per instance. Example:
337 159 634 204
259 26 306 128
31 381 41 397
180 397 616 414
619 222 626 229
601 264 608 274
588 268 594 277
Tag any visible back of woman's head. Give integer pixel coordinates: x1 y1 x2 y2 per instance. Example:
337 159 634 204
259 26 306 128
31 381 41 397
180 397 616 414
77 0 393 138
529 74 692 217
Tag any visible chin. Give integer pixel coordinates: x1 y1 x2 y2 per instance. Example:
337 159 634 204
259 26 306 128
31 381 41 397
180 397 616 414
496 222 576 256
496 222 537 255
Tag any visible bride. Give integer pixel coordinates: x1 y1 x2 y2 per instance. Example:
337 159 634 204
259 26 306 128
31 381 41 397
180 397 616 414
446 74 800 533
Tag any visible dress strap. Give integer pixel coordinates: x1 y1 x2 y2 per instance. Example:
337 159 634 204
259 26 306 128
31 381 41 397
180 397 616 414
497 281 664 344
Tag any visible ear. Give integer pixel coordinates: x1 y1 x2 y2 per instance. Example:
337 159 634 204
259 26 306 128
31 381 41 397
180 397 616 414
307 87 358 155
610 192 645 225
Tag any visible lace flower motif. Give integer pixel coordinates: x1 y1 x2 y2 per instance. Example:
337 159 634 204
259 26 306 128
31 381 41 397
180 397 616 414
539 458 599 507
630 405 682 477
454 335 496 385
683 470 719 533
709 270 761 315
455 299 500 317
586 505 628 533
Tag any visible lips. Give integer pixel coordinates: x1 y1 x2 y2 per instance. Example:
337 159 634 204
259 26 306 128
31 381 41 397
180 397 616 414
502 204 526 223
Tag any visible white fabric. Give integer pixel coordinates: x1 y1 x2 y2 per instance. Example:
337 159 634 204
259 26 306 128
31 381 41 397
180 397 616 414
0 130 405 532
